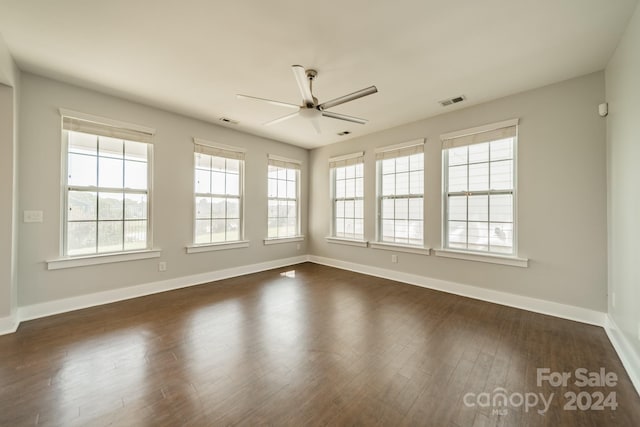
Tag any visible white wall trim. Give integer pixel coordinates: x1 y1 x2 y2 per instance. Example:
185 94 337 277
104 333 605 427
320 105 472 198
434 249 528 268
47 249 162 270
604 316 640 397
186 240 250 253
0 311 19 336
307 255 606 327
18 255 308 324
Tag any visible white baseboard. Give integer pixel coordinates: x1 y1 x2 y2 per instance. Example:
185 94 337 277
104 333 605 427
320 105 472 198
604 316 640 397
0 311 19 335
308 255 606 327
17 255 309 324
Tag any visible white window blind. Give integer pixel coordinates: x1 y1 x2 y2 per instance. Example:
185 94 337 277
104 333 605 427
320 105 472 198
62 112 154 144
441 119 518 255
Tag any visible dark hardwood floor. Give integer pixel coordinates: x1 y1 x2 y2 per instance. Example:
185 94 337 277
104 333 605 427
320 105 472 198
1 263 638 426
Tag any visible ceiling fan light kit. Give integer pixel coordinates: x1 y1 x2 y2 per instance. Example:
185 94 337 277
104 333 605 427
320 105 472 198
237 65 377 134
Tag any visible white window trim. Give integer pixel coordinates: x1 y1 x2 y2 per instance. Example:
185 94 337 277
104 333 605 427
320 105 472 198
375 139 426 246
441 119 519 257
329 152 365 241
369 241 431 255
434 249 528 268
325 237 368 247
193 139 246 245
263 236 305 245
47 249 161 270
60 112 155 258
186 240 250 254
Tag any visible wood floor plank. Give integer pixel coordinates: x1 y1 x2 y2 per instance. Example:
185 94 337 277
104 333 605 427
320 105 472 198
0 263 638 426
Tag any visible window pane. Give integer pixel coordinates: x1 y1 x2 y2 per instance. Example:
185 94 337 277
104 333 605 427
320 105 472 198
344 218 354 236
490 160 513 190
489 194 513 222
226 173 239 196
268 165 278 179
126 194 147 222
67 222 96 255
336 167 346 180
268 200 278 219
195 169 211 194
124 220 147 250
345 178 355 198
226 219 240 241
382 173 395 196
68 153 97 187
448 221 467 246
336 217 345 235
448 165 467 192
396 172 409 194
278 167 287 180
287 201 297 218
211 219 225 242
68 191 96 221
195 219 210 244
409 154 423 171
335 179 345 198
287 181 296 199
196 197 211 219
195 153 210 169
99 137 123 159
355 163 364 178
98 157 123 188
395 220 409 240
448 146 467 166
382 199 394 219
490 138 513 161
212 197 225 219
212 171 225 194
278 180 287 198
355 178 364 198
354 219 363 238
69 132 97 155
490 222 513 253
336 200 345 218
98 221 123 253
268 178 278 198
468 143 489 163
468 222 489 251
227 198 240 219
211 156 225 172
396 156 409 173
344 200 354 218
409 221 423 245
226 159 240 173
382 158 395 174
409 170 423 194
468 195 488 221
98 192 123 220
124 160 147 190
278 217 288 237
287 168 296 181
382 219 395 241
468 162 489 191
124 140 147 161
448 195 466 221
267 219 278 238
354 200 364 219
345 165 355 179
409 198 423 221
395 198 408 220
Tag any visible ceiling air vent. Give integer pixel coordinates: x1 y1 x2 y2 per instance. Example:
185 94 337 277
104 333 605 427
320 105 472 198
337 131 351 136
219 117 238 125
439 95 466 107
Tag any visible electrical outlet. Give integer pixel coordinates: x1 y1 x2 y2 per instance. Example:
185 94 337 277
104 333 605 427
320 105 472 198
158 261 167 272
391 254 398 263
611 292 616 308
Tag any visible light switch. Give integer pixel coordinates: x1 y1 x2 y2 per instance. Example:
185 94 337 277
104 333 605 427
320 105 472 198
24 210 43 223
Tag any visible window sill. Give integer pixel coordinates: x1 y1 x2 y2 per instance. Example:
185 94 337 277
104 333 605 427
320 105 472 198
434 249 528 268
325 237 368 247
263 236 305 245
47 249 162 270
186 240 250 254
369 242 431 255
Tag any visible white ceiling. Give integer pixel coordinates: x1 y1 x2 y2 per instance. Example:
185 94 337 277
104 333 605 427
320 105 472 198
0 0 636 149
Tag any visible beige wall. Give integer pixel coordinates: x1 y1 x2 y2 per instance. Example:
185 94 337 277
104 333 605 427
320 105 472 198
309 71 608 312
606 2 640 364
18 73 308 306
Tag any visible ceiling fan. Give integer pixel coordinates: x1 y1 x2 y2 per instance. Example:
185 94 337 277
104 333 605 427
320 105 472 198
237 65 378 133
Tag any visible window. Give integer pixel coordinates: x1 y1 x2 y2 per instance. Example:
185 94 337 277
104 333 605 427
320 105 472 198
267 155 300 239
330 152 364 240
442 119 518 255
376 140 424 246
62 112 153 256
194 142 244 245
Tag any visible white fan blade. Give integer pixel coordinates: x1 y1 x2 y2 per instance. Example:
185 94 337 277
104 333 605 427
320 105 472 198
321 110 368 124
264 111 299 126
292 65 315 107
319 86 378 110
237 94 299 109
